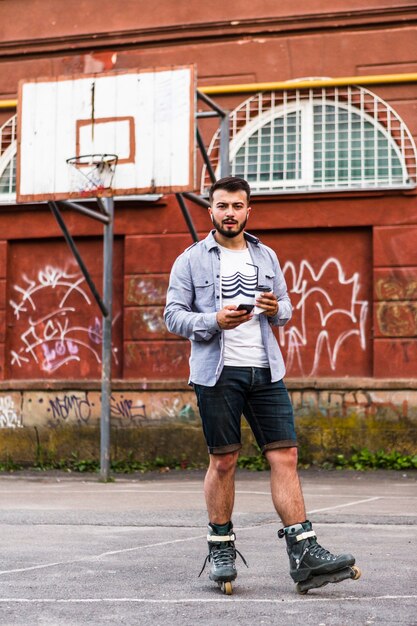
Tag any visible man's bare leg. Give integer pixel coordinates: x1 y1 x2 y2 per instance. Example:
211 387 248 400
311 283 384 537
266 447 306 526
204 451 239 524
267 447 358 589
201 451 243 586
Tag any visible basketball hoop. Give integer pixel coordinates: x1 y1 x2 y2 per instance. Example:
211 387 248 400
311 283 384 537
66 153 118 197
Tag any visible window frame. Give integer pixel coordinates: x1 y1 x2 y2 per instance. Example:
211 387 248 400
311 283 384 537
202 85 417 196
229 98 410 193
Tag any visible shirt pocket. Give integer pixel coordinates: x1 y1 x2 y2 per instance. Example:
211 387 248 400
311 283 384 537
194 279 215 312
258 269 276 292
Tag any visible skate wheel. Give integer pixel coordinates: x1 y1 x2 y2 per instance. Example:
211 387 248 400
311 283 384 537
295 583 308 595
223 581 233 595
351 566 361 580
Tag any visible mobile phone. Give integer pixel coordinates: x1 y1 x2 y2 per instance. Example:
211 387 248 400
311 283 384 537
236 303 254 313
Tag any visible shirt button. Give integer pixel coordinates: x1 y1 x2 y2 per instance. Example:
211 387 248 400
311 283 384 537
216 296 219 299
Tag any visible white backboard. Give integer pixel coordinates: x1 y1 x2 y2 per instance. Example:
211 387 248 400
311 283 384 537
17 66 196 201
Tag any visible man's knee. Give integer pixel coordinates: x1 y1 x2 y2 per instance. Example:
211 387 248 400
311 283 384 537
209 451 239 475
266 446 298 469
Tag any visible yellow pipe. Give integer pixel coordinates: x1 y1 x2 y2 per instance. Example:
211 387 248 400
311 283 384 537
0 99 18 109
1 73 417 108
199 73 417 95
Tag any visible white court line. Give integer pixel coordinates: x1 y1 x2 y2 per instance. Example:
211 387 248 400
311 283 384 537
0 496 390 577
0 595 415 604
0 534 206 576
308 496 381 514
238 495 383 524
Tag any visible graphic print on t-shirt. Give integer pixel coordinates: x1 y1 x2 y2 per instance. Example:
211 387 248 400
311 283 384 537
221 270 257 300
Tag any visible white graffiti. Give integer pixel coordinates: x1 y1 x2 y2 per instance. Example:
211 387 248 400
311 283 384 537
10 266 90 320
0 396 22 428
9 265 118 373
279 258 368 376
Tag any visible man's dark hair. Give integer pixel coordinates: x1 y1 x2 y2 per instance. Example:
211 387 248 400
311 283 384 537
209 176 251 204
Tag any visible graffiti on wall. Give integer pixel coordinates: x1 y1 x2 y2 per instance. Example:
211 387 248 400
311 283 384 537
9 265 118 374
47 392 148 426
0 395 22 428
280 257 368 376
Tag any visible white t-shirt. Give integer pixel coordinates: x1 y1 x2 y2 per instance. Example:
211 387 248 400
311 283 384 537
219 244 269 368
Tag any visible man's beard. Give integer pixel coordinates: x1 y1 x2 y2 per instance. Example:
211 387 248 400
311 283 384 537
212 214 248 238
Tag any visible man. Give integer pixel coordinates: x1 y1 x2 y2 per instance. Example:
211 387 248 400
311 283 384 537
164 176 356 593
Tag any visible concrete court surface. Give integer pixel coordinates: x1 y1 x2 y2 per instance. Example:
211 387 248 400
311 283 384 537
0 468 416 626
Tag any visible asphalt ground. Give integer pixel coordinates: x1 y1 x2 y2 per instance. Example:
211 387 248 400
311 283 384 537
0 468 416 626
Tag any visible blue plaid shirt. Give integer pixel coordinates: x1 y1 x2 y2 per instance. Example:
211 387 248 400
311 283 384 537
164 230 292 386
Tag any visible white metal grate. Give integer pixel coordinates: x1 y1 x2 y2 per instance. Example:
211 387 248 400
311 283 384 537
201 85 417 194
0 114 17 202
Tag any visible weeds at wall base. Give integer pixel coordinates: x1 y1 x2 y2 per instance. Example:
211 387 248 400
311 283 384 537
0 417 416 473
0 448 416 474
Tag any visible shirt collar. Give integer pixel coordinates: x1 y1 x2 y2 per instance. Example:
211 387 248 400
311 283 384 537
203 229 259 251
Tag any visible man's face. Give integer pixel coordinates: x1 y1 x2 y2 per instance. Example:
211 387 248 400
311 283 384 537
208 189 251 239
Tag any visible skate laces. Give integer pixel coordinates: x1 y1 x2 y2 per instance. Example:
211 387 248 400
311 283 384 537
198 535 248 577
308 541 337 560
295 537 337 570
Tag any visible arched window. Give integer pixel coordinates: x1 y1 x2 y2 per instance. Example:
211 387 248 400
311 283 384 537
0 115 17 203
202 85 417 194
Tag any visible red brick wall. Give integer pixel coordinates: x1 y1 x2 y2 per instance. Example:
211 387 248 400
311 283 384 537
0 1 416 381
373 226 417 377
261 228 373 377
123 234 191 379
5 238 123 379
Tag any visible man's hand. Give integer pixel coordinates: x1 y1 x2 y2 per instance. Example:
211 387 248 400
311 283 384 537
216 304 253 330
255 291 279 317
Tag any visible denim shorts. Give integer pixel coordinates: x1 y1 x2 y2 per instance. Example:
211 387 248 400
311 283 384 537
193 366 297 455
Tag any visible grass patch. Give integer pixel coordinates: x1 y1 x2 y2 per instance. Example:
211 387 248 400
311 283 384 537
0 451 206 474
328 448 417 471
1 448 416 474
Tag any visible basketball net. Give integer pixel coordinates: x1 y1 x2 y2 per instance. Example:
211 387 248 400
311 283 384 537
66 154 118 197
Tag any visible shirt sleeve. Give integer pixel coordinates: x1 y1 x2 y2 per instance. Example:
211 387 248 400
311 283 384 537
268 251 293 328
164 253 221 341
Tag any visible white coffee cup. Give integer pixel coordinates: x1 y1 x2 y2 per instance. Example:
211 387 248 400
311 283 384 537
253 284 271 315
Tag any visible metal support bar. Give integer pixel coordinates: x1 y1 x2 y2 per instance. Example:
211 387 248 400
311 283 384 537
182 192 210 208
196 128 217 184
48 202 108 316
196 90 227 117
196 111 220 118
100 197 114 482
58 200 110 224
175 194 199 243
219 112 230 177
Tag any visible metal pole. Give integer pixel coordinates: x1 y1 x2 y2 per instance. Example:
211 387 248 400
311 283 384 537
175 194 199 243
219 112 230 177
100 196 114 481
